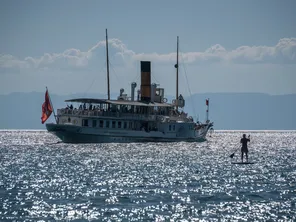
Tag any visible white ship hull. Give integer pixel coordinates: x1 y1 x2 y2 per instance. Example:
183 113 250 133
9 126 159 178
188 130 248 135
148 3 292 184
46 122 212 143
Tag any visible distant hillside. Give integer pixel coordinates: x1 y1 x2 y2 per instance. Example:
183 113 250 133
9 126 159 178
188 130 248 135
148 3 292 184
184 93 296 130
0 92 295 130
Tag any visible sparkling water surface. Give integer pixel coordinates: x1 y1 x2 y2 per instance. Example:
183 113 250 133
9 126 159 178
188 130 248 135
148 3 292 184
0 131 295 221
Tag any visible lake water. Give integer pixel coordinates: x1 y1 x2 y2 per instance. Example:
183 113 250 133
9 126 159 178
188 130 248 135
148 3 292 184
0 130 295 221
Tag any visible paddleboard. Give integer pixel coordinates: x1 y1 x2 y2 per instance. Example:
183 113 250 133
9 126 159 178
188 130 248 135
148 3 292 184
231 162 255 164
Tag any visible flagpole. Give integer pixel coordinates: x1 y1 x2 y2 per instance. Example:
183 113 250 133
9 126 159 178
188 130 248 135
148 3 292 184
206 98 209 122
46 86 57 123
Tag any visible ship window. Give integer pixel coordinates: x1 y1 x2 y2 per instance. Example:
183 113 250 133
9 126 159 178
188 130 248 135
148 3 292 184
123 122 127 129
129 122 133 129
173 125 175 131
92 120 97 127
112 121 116 128
169 125 171 131
99 120 104 128
82 119 88 127
106 121 110 128
118 121 122 128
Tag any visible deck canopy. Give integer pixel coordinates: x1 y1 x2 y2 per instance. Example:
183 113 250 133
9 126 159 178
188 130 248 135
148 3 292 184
65 98 107 104
65 98 173 107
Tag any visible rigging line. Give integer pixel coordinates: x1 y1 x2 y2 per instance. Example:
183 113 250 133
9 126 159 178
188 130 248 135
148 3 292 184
109 61 122 96
108 43 134 96
109 61 120 82
131 61 140 83
82 35 110 99
179 46 197 120
151 68 160 85
83 65 106 98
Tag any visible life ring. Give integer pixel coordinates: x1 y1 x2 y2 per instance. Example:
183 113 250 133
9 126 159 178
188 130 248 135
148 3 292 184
162 98 168 103
73 119 78 124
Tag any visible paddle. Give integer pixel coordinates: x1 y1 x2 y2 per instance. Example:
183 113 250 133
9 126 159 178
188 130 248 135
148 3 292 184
229 148 239 158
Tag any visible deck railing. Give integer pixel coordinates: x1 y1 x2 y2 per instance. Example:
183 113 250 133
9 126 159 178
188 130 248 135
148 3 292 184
57 108 192 122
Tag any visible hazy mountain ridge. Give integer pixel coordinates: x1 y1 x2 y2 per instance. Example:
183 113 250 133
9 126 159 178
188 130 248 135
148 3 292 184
0 92 295 130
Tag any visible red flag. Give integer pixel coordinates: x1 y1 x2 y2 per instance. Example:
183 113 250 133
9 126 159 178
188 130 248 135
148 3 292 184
41 89 53 124
206 99 209 106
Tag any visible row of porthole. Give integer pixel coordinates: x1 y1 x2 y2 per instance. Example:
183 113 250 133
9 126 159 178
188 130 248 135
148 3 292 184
110 137 131 142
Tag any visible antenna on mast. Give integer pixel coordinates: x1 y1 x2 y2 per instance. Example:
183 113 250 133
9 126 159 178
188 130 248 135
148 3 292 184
106 29 110 100
174 36 179 110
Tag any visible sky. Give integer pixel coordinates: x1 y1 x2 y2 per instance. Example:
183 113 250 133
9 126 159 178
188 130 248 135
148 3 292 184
1 0 296 98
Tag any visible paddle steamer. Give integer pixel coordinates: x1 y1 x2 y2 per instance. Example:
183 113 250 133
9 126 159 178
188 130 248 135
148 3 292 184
45 30 213 143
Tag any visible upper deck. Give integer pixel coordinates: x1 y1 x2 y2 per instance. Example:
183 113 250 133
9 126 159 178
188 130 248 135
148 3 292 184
57 107 192 123
56 95 192 123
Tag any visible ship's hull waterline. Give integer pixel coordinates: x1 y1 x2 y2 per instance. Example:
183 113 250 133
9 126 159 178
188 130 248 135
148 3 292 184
46 123 210 143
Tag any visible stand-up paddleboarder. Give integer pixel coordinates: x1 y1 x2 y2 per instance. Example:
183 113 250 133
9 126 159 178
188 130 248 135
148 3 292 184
241 134 250 162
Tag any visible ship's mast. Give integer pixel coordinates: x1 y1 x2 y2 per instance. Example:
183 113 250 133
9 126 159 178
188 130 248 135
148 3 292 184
175 36 179 110
106 29 110 100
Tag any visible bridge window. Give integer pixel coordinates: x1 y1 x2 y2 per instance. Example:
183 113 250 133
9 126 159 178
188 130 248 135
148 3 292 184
106 121 110 128
118 121 122 128
92 120 97 127
112 121 116 128
99 120 104 128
